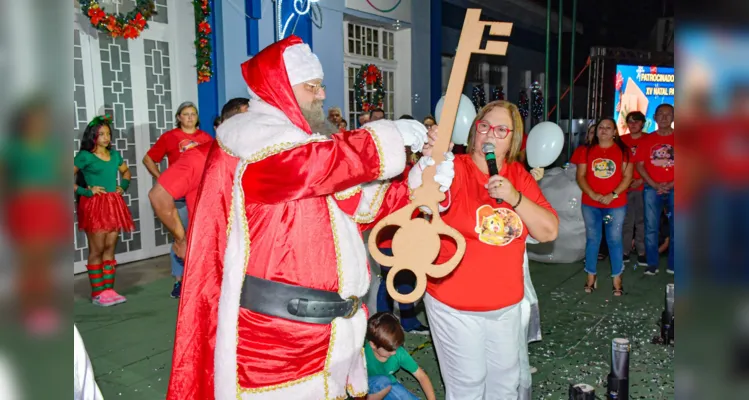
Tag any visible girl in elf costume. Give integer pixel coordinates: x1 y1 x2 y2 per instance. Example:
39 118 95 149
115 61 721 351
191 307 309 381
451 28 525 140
74 115 135 306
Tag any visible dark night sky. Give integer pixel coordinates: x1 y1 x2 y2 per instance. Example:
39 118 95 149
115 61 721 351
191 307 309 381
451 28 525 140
530 0 674 49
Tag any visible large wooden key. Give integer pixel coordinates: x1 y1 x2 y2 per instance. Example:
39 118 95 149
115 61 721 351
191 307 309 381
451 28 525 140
368 9 513 303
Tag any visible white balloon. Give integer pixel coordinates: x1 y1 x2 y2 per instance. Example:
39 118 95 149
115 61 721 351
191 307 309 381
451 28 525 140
434 94 477 146
526 121 564 168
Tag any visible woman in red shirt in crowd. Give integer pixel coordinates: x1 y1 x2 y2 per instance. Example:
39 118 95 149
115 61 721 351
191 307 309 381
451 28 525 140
576 118 633 295
142 101 213 298
413 101 558 399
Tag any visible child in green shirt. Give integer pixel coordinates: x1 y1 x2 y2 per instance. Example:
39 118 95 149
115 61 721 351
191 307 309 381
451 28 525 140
364 312 436 400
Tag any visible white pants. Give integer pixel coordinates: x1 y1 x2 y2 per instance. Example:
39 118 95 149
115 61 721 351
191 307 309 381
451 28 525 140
424 294 524 400
75 325 103 400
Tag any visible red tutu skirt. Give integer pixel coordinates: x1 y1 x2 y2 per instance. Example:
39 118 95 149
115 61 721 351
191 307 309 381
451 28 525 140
77 192 135 233
6 191 71 243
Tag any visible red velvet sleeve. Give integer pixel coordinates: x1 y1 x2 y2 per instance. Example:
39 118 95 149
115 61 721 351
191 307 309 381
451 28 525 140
241 129 385 204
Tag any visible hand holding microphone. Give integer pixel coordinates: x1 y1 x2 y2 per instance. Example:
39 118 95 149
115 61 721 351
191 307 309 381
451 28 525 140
482 143 519 205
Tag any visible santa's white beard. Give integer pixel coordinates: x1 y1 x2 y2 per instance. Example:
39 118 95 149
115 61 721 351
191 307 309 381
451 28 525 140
301 100 338 137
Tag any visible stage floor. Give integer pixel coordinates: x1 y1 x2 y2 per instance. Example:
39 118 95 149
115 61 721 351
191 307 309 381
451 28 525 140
74 254 675 399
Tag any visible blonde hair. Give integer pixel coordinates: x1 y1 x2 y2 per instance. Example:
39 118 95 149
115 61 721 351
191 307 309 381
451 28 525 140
466 100 524 163
328 106 342 116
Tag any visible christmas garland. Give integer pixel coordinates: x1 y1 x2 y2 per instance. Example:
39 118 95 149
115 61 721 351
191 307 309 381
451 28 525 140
80 0 156 40
193 0 213 83
354 64 384 112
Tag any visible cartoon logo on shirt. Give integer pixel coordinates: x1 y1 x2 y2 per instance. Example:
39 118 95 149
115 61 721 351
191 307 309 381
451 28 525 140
474 205 524 246
650 144 674 168
178 139 200 153
629 145 638 156
591 158 616 179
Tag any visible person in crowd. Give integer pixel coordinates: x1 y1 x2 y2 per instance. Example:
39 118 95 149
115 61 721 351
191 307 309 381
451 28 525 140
328 106 342 125
358 112 371 127
148 98 249 299
338 119 348 132
370 108 386 122
619 111 648 266
572 123 609 261
166 36 452 400
423 115 436 130
409 100 558 399
398 114 415 120
142 101 213 297
575 118 633 296
364 312 436 400
1 99 67 333
74 115 135 306
635 103 674 275
213 116 222 131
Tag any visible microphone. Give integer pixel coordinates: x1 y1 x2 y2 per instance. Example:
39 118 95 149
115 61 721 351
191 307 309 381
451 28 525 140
482 143 503 204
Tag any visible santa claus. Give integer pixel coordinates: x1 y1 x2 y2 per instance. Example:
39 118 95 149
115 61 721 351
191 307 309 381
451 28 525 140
166 36 451 399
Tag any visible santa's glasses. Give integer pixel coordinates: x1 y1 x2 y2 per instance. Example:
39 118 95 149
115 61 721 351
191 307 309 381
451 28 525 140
304 82 326 94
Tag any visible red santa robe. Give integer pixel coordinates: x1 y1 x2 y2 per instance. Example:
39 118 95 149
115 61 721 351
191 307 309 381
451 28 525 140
167 36 412 400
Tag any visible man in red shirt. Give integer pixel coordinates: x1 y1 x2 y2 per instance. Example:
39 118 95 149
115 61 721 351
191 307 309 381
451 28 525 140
619 111 648 266
148 98 249 298
635 104 675 275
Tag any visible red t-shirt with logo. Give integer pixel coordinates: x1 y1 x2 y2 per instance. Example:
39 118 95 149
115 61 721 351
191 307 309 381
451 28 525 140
619 133 646 191
147 128 213 165
427 155 557 311
578 145 629 208
635 132 674 184
157 142 211 227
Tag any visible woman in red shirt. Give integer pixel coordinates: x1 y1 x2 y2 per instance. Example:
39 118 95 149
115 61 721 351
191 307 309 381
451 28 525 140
576 118 633 295
142 101 213 297
412 101 559 399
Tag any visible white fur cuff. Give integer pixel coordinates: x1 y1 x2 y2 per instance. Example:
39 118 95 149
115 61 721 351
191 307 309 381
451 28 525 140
362 120 406 180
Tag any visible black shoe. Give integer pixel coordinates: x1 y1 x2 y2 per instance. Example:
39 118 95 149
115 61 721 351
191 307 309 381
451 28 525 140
623 253 631 264
406 325 430 336
637 255 648 267
644 266 659 276
171 281 182 298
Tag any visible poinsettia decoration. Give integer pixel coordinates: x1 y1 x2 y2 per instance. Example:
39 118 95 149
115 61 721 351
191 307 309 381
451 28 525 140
79 0 156 40
194 0 213 83
355 64 384 112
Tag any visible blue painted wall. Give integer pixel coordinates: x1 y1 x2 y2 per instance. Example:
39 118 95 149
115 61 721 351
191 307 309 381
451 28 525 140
312 1 346 114
214 0 250 106
198 0 220 136
411 0 432 120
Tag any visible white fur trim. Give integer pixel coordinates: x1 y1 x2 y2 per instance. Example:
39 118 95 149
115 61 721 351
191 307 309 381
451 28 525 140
238 375 326 400
217 101 330 161
283 43 323 86
326 198 370 298
353 181 391 224
324 311 368 399
215 162 250 400
362 120 406 180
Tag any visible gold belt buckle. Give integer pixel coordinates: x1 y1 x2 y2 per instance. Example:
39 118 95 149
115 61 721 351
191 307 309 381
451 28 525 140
344 296 361 319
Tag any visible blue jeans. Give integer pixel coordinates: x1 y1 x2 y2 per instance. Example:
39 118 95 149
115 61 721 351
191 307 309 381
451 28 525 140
170 199 190 278
582 205 627 277
368 375 420 400
643 186 674 271
376 248 422 331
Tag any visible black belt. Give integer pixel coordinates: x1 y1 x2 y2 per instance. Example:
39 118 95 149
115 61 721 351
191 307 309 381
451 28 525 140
239 275 362 324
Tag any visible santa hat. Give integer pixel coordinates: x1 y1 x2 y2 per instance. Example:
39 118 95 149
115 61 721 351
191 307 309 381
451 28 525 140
241 36 318 134
283 43 323 86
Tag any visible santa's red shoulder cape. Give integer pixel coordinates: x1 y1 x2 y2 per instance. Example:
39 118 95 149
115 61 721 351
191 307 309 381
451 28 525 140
166 140 238 399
